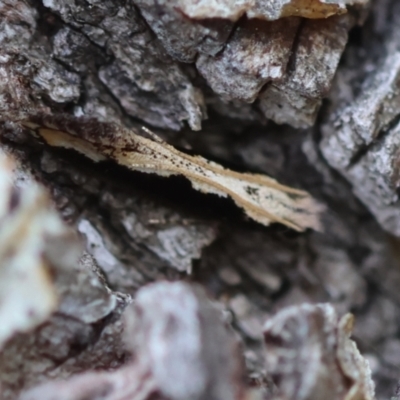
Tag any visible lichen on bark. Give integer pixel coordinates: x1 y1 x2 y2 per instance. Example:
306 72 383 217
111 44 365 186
3 1 400 400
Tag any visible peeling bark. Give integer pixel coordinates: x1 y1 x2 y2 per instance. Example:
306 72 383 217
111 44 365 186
3 1 400 400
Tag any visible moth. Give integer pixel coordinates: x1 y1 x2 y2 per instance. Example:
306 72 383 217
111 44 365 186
21 113 323 232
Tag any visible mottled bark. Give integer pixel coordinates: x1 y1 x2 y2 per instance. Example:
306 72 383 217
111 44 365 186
1 1 400 400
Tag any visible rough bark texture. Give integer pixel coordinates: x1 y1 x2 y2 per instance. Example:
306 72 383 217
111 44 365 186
1 1 400 400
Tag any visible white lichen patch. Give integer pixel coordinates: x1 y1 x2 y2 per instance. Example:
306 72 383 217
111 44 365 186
0 152 80 348
170 0 367 21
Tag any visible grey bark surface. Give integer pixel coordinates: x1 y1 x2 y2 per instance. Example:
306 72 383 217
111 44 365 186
1 1 400 400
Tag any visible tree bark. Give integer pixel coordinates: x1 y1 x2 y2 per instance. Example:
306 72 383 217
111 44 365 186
1 1 400 400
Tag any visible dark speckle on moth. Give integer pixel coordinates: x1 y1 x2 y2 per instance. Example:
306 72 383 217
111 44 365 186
21 112 324 232
245 186 259 197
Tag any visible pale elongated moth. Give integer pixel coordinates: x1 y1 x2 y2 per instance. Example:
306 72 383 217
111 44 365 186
21 114 323 231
